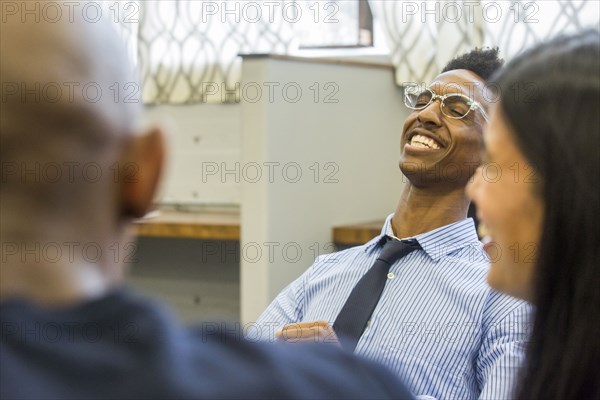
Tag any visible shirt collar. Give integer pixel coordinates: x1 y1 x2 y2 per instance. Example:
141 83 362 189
364 213 481 261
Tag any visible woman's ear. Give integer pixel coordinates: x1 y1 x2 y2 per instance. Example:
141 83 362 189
119 127 166 219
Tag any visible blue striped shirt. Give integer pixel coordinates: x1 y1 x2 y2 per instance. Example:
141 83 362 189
256 215 532 400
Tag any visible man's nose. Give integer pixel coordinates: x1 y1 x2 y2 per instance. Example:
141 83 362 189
416 99 443 126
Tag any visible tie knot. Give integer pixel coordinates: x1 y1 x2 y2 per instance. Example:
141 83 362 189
377 238 421 265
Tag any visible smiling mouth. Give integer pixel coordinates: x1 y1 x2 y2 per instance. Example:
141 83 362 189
477 221 494 249
409 134 442 150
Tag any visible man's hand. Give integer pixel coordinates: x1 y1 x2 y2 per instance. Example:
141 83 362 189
276 321 340 346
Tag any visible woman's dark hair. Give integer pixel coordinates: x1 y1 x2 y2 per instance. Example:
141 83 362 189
443 47 504 230
491 30 600 399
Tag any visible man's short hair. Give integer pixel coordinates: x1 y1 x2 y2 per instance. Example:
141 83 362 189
442 47 504 82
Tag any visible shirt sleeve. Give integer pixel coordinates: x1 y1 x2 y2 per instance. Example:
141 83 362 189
252 265 309 343
476 293 533 399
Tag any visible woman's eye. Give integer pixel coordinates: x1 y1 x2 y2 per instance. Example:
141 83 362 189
480 152 491 165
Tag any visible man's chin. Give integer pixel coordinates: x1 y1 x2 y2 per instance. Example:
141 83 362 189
399 161 435 188
399 157 436 178
398 158 462 189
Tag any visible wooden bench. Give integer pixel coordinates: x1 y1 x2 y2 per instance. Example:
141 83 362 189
133 207 240 241
332 220 384 246
134 207 382 247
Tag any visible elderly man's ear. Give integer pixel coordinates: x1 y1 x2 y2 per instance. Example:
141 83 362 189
120 127 166 219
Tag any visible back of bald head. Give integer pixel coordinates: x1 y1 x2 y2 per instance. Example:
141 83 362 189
1 6 141 228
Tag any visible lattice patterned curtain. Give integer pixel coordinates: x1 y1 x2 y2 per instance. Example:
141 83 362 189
107 0 298 104
369 0 600 85
139 1 298 104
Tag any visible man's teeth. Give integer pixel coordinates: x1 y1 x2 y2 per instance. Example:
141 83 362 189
410 134 441 149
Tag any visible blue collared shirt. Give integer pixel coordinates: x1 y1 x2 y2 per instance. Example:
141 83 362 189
256 215 532 400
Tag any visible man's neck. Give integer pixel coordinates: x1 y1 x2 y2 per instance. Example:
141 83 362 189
392 183 470 238
0 225 128 306
0 260 114 306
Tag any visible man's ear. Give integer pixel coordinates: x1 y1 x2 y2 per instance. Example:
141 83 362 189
120 127 166 219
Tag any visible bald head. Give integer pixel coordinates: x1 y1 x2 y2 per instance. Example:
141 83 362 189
1 5 164 254
1 6 165 303
1 5 140 131
1 7 149 223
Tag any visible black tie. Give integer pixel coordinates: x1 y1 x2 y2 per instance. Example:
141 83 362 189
333 237 421 351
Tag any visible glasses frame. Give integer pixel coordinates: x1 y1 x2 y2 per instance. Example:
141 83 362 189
404 86 489 122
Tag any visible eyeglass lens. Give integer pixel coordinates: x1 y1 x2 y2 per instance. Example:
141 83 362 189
405 89 472 119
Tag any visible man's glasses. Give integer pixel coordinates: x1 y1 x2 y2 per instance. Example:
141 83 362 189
404 84 489 122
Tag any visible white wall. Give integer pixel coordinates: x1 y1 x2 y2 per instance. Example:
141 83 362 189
143 103 242 205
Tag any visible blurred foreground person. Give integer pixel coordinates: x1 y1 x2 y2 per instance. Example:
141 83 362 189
0 11 413 400
468 30 600 399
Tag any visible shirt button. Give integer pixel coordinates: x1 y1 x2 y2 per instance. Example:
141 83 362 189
387 272 395 280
